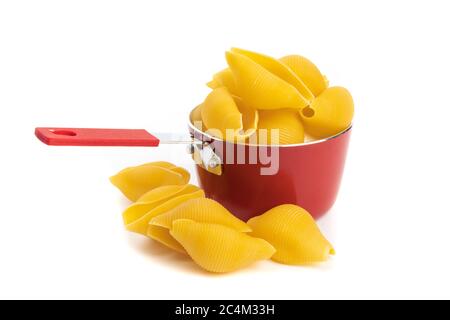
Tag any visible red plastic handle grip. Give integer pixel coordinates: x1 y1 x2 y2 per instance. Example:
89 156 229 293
35 127 160 147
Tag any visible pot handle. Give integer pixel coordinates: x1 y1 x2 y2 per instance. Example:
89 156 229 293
35 127 160 147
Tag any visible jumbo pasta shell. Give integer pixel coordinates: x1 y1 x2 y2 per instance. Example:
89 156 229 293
125 189 205 235
207 68 239 96
201 87 242 139
110 162 190 201
201 87 257 141
231 48 314 102
143 161 177 170
170 219 276 273
150 198 251 233
280 55 328 97
233 96 258 138
147 224 186 253
123 184 201 227
226 51 308 110
251 109 304 145
247 204 335 265
190 103 205 131
300 86 354 139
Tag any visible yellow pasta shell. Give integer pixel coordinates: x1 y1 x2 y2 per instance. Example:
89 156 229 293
169 167 190 182
301 86 354 139
170 219 276 273
233 96 259 138
202 87 242 135
190 103 205 131
225 51 308 110
123 184 201 227
147 224 186 254
251 109 304 145
150 198 251 233
110 162 190 201
201 87 257 141
231 48 314 102
247 204 334 265
279 55 328 97
142 161 176 170
207 68 239 96
125 189 205 235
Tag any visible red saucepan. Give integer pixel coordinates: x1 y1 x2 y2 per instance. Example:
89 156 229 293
35 111 351 221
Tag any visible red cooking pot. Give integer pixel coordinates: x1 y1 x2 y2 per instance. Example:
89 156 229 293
35 113 351 221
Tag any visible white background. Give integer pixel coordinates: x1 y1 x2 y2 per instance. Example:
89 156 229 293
1 0 449 300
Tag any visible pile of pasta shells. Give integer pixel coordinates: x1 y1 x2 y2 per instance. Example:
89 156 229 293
191 48 354 144
111 161 334 273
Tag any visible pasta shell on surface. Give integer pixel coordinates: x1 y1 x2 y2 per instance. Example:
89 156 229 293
123 184 201 227
231 48 314 103
279 55 328 97
150 198 251 233
247 204 335 265
250 109 304 145
147 224 186 254
300 86 354 139
110 162 190 201
143 161 177 170
201 87 257 141
125 189 205 235
225 51 309 110
170 219 276 273
148 162 190 185
207 68 239 96
169 166 190 182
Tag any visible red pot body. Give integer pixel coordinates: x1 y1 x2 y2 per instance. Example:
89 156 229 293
191 126 351 221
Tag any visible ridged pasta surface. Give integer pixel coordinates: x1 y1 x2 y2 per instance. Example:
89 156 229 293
147 224 186 253
201 87 243 139
251 109 304 145
125 189 205 235
247 204 334 264
150 198 251 233
279 55 328 97
170 219 275 273
232 48 314 102
226 51 307 110
201 87 257 141
301 86 354 139
207 68 239 96
123 185 201 228
110 161 190 201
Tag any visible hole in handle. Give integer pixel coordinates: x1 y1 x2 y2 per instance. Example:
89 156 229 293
49 129 77 137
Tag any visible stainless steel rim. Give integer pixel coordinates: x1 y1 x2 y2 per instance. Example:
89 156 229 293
188 117 353 148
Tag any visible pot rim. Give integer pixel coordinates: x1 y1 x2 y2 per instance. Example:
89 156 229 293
188 113 352 148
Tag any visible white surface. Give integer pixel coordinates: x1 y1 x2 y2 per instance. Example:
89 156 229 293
1 0 450 300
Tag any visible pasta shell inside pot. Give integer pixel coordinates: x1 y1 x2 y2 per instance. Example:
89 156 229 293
300 86 354 139
225 51 308 110
201 87 257 141
231 47 314 102
250 109 305 145
280 54 328 97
